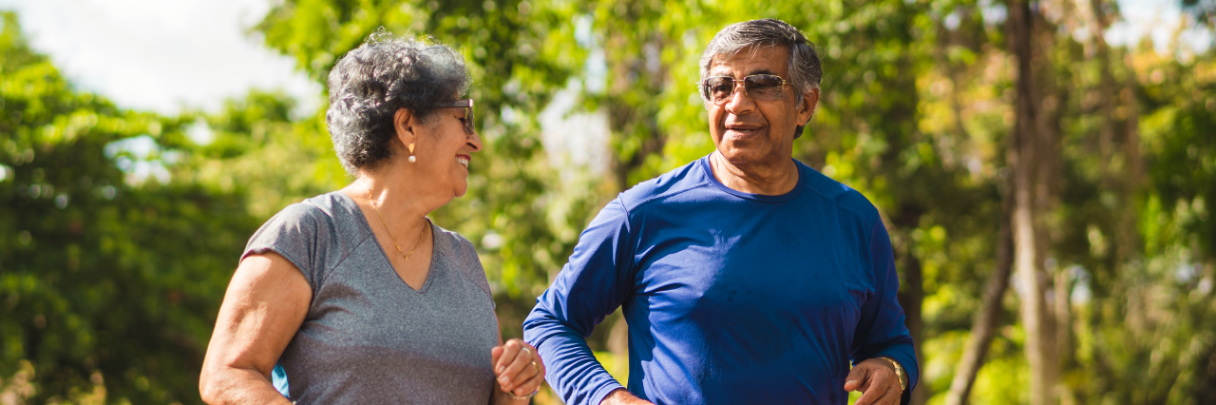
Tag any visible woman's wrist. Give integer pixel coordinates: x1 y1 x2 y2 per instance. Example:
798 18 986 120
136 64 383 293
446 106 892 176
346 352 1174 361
493 387 537 404
508 387 538 401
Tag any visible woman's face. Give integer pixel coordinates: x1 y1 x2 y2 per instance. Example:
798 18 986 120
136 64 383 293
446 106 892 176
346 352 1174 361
412 105 482 198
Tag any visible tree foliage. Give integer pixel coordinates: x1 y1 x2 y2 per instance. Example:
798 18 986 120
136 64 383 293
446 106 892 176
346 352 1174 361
0 12 260 404
1 0 1214 404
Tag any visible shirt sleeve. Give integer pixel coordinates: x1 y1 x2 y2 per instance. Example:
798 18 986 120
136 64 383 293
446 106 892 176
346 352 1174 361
850 219 920 403
523 199 635 405
449 232 496 309
242 202 328 292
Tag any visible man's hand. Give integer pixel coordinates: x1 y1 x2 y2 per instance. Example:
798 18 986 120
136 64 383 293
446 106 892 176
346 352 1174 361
600 388 654 405
843 358 903 405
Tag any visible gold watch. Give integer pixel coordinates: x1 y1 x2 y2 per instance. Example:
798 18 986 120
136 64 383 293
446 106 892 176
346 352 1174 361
876 356 907 392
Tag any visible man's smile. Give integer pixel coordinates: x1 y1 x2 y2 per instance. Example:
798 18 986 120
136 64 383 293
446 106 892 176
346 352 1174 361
725 123 764 139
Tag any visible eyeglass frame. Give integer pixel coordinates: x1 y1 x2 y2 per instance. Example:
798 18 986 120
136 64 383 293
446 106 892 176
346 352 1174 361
699 74 793 105
432 99 475 135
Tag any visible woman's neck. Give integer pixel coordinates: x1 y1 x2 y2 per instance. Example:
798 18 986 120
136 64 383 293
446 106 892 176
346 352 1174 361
344 165 448 233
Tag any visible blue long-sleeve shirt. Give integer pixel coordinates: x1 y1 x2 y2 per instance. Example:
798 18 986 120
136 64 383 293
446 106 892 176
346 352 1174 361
524 155 919 405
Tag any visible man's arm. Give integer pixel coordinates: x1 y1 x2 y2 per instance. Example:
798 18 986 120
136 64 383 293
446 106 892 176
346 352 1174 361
523 200 646 405
849 219 920 405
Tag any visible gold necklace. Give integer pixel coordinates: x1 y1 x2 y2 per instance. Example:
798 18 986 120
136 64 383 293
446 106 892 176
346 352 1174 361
366 188 429 261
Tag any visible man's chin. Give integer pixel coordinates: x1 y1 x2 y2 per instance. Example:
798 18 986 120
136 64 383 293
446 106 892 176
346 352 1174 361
717 149 767 165
719 143 798 167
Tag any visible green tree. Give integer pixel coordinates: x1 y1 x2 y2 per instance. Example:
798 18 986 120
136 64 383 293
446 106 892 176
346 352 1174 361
0 12 259 404
3 1 1215 403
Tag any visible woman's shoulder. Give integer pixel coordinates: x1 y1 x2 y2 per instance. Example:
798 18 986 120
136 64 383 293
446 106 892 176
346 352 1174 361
288 191 355 219
429 222 493 297
243 192 369 283
262 192 363 232
429 222 477 262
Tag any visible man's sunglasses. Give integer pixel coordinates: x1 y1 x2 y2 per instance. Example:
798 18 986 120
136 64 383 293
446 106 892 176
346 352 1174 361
434 99 475 135
700 74 790 105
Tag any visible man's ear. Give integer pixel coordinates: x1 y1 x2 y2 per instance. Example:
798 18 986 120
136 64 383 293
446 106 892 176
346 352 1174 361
798 88 820 125
393 108 415 146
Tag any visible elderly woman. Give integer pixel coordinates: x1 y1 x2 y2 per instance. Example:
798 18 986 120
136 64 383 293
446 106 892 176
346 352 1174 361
199 32 544 404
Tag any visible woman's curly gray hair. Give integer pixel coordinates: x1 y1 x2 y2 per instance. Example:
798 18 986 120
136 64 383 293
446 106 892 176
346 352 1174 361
326 30 470 174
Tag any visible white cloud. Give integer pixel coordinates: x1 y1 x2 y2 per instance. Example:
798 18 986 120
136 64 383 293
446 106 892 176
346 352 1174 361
0 0 319 115
1109 0 1212 54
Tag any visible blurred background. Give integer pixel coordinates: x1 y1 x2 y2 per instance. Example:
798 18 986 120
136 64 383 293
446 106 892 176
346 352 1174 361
0 0 1213 404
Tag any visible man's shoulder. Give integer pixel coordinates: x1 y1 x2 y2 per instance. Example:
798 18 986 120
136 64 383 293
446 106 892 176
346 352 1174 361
796 160 881 224
615 157 712 213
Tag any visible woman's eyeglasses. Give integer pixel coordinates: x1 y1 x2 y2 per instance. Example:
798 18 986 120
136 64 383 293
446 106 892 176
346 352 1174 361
434 99 474 135
700 74 790 105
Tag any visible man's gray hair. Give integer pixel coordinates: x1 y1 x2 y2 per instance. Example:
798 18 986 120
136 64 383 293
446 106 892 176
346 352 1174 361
326 30 470 174
699 19 823 138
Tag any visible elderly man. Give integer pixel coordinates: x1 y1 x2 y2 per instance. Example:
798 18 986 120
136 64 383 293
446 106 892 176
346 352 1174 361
523 19 918 405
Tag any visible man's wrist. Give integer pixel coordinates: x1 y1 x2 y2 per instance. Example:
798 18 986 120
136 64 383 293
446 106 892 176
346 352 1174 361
875 356 907 392
601 388 631 405
600 388 653 405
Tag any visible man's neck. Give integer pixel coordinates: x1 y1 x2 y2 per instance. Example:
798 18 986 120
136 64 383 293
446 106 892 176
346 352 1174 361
709 151 799 196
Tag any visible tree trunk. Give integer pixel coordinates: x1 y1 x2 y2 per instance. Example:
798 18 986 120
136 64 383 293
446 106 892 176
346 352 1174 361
943 185 1015 405
1053 266 1076 405
898 252 928 405
1032 11 1064 400
1008 1 1057 404
1120 65 1143 211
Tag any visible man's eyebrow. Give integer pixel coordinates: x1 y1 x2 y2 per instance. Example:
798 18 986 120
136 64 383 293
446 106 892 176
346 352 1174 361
707 68 778 78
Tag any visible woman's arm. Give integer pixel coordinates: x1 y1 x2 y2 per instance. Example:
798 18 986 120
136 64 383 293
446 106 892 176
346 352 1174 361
199 252 311 405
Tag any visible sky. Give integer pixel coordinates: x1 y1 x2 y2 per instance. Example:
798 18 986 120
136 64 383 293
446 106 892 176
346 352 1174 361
0 0 1208 118
1108 0 1212 55
0 0 319 115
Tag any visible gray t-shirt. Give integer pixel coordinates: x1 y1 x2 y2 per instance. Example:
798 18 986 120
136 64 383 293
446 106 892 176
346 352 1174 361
242 191 499 404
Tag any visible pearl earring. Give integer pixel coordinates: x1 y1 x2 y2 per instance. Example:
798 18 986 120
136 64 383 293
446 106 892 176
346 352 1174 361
408 142 416 163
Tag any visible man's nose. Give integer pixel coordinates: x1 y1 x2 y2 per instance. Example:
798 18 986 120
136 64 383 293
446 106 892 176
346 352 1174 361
724 84 756 114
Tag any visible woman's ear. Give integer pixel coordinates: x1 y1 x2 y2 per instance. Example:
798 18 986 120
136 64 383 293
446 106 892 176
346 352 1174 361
394 108 415 145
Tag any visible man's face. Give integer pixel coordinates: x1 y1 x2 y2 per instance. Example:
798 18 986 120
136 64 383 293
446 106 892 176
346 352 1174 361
706 45 818 167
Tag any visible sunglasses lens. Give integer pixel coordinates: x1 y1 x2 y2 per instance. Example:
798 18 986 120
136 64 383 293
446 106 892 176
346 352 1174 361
745 75 784 101
706 77 735 104
466 107 474 134
705 75 785 104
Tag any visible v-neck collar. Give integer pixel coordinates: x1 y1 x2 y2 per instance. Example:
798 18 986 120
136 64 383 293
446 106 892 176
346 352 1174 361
334 191 440 294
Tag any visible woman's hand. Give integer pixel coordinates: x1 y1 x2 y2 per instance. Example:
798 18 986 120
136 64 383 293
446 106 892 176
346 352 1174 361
490 338 545 401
